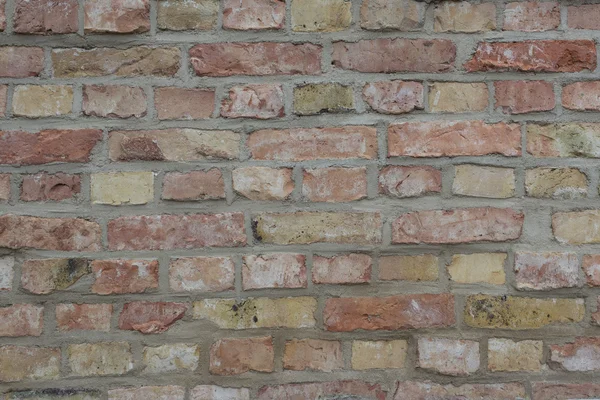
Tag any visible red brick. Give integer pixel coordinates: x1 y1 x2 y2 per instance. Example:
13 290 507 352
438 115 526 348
515 251 580 290
417 338 480 376
0 129 102 165
302 167 367 202
0 215 101 251
379 166 441 198
14 0 78 33
562 81 600 111
248 126 377 161
532 383 600 400
258 381 386 400
189 42 322 76
494 81 555 114
312 253 371 284
209 336 274 375
504 2 560 32
0 47 44 78
119 302 188 334
220 84 284 119
223 0 285 30
21 258 90 294
233 167 294 200
362 81 423 114
333 39 455 73
0 174 10 200
550 337 600 371
154 88 215 120
56 303 112 332
84 0 150 33
568 4 600 29
91 259 159 295
395 381 526 400
0 304 43 337
388 121 521 157
0 346 60 382
323 294 455 331
108 213 246 250
465 40 597 72
242 254 307 290
392 208 523 244
170 257 235 292
162 170 225 201
20 173 80 202
583 255 600 286
283 339 343 372
83 85 147 118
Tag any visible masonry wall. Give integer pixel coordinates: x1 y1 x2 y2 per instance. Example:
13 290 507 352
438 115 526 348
1 0 600 399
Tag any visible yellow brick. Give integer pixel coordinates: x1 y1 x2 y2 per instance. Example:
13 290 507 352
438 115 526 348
352 340 407 369
292 0 352 32
12 85 73 117
91 172 154 205
447 253 506 284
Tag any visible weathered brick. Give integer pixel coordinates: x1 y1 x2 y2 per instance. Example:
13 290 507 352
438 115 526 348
12 85 73 118
258 381 387 400
0 85 6 117
248 126 377 161
0 215 101 251
108 213 246 250
568 4 600 29
108 387 185 400
154 88 215 120
52 47 180 77
157 0 218 30
0 129 102 165
553 210 600 244
223 0 285 30
550 338 600 371
109 129 240 161
189 42 321 76
253 212 382 244
14 0 78 33
221 84 284 119
0 47 44 78
163 170 225 201
488 338 543 372
388 121 521 157
91 172 154 205
532 383 600 400
563 81 600 111
393 208 523 244
0 304 43 336
352 340 407 370
526 168 588 198
242 254 306 290
527 123 600 158
302 167 367 202
0 256 14 291
21 173 81 202
379 254 438 281
118 301 188 334
594 297 600 325
233 167 294 200
333 39 455 73
294 83 354 115
143 344 200 373
84 0 149 33
190 386 250 400
193 297 317 329
417 338 479 376
91 259 159 295
360 0 422 30
56 303 112 332
465 40 597 72
0 174 9 200
394 381 526 400
363 81 423 114
170 257 235 292
453 165 515 198
379 166 441 198
584 255 600 286
210 336 274 375
68 342 133 376
0 0 4 30
428 82 488 113
447 253 506 285
284 339 343 372
291 0 351 32
504 2 560 32
494 80 555 114
324 294 454 331
515 251 580 290
464 295 585 329
0 346 60 382
6 389 102 400
83 85 147 118
22 258 91 294
434 1 496 32
313 253 371 284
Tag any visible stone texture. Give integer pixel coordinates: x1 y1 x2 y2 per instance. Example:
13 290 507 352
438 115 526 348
453 165 515 198
302 167 367 202
233 167 294 200
563 81 600 111
526 168 588 198
464 295 585 329
283 339 343 372
12 85 73 118
504 2 560 31
154 88 215 120
494 80 555 114
434 1 496 32
428 82 488 113
312 253 371 284
169 257 235 292
527 123 600 158
83 85 147 118
351 340 407 370
553 210 600 244
193 297 316 329
379 254 439 281
109 129 239 161
294 83 354 115
21 173 81 202
162 170 225 201
532 383 600 400
190 386 250 400
0 304 43 336
388 121 521 157
323 294 455 331
417 338 479 376
258 381 386 400
583 255 600 286
253 212 382 244
157 0 218 30
568 4 600 29
91 259 159 295
291 0 351 32
68 342 133 376
379 166 441 198
55 303 112 332
0 256 14 291
14 0 78 33
394 381 526 400
142 344 200 373
514 251 580 290
209 336 274 375
84 0 150 33
242 254 307 290
488 338 543 372
0 346 60 382
363 81 423 114
392 208 523 244
118 302 188 334
223 0 285 30
447 253 506 285
360 0 422 30
221 84 284 119
21 258 91 294
91 172 154 205
550 338 600 371
108 386 184 400
0 47 44 78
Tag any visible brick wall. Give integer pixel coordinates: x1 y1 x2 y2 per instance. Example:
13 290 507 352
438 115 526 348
1 0 600 399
